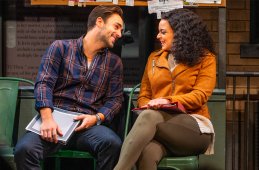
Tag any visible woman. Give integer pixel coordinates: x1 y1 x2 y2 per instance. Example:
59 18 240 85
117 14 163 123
114 8 216 170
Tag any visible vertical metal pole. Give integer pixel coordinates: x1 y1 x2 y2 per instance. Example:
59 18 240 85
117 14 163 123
232 76 236 170
246 76 251 170
218 8 226 89
0 2 2 76
219 7 227 170
243 76 250 170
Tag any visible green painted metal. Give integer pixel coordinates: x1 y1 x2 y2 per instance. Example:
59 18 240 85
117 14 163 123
0 80 19 147
48 150 96 170
199 92 226 170
4 79 225 170
158 156 198 170
124 83 141 139
0 77 34 85
0 77 34 148
0 77 34 170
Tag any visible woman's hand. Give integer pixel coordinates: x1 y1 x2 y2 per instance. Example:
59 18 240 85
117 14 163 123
74 114 97 131
147 98 170 109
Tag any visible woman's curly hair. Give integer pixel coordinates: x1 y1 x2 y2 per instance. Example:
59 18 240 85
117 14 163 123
161 8 215 67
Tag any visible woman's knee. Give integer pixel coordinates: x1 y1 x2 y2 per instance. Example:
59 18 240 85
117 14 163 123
137 110 163 123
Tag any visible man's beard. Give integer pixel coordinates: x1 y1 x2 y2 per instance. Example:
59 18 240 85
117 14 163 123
101 35 114 48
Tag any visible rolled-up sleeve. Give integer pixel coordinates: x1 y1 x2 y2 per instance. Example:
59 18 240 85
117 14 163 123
98 57 123 122
34 40 62 112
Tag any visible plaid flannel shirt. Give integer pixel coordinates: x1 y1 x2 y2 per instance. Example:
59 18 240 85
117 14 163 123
34 35 123 122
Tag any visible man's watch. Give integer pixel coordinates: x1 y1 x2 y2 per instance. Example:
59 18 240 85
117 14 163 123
95 114 102 125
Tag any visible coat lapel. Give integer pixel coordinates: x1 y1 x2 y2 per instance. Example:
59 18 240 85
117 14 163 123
155 50 169 69
154 50 190 77
172 64 189 78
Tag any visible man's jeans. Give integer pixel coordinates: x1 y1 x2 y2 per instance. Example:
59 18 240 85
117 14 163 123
14 125 122 170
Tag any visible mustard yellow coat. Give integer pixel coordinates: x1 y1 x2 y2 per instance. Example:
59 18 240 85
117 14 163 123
138 50 216 119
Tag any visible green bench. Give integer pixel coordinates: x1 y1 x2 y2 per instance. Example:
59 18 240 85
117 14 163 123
0 77 226 170
0 77 35 169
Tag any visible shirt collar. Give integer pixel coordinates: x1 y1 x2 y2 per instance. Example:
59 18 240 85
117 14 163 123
77 34 109 58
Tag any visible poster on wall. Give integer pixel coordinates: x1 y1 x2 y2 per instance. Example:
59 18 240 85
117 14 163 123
148 0 183 18
5 17 85 81
5 19 56 81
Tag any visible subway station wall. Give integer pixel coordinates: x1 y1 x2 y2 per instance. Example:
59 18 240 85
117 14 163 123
3 2 154 87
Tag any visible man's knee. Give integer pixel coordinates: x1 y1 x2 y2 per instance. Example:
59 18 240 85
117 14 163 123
102 135 122 152
106 137 122 151
14 141 31 158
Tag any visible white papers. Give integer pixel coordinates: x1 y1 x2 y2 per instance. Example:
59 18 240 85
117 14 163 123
126 0 134 6
78 0 95 2
148 0 183 18
194 0 221 4
113 0 118 4
96 0 113 1
26 107 81 145
68 0 75 6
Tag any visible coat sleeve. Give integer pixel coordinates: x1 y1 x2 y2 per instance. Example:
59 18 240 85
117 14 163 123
164 55 216 111
137 54 153 107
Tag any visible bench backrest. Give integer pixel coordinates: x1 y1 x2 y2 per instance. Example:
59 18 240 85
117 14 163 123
0 77 34 147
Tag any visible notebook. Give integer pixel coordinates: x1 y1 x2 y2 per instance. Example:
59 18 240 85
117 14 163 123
26 107 81 145
132 102 186 114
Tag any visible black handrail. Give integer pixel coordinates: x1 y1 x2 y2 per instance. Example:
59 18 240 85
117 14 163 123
226 71 259 170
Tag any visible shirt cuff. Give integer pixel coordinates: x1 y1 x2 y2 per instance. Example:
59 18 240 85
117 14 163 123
98 107 113 122
35 100 54 113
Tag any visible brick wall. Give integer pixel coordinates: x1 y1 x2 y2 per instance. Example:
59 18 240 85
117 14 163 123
227 0 257 71
194 2 259 169
227 0 259 98
195 1 259 95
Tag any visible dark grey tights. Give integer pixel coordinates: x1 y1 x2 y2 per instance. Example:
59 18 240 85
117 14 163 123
114 110 211 170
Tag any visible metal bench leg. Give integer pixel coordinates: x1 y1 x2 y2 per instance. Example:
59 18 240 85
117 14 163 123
54 157 61 170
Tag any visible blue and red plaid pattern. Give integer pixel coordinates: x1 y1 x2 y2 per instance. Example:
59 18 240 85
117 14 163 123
34 35 123 122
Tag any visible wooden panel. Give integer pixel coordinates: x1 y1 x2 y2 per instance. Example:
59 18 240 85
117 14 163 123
31 0 226 7
198 0 226 7
31 0 148 6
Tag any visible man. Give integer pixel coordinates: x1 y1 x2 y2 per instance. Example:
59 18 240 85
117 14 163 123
14 5 124 170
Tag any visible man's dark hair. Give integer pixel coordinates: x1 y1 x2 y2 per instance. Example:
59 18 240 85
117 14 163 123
87 5 123 32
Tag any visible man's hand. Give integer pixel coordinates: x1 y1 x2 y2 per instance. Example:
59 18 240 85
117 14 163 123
74 114 97 131
40 108 63 143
